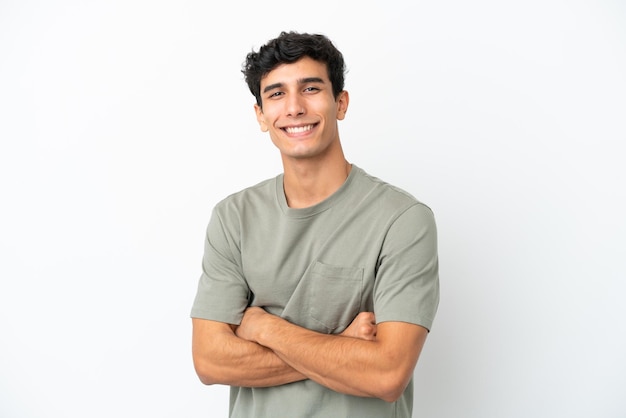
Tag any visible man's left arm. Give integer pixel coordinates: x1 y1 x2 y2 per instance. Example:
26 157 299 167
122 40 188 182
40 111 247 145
236 307 428 402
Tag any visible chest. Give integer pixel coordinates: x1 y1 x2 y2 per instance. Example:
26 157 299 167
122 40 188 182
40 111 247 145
240 213 384 333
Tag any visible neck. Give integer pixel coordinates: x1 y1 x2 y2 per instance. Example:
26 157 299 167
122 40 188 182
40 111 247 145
282 156 352 209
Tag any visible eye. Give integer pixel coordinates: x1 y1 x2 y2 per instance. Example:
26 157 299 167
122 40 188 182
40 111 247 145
268 91 284 98
303 86 320 93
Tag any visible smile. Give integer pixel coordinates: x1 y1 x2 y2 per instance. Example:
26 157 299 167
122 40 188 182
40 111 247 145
283 124 315 134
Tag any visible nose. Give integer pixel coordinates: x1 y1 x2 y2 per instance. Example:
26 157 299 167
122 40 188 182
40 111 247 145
285 94 305 117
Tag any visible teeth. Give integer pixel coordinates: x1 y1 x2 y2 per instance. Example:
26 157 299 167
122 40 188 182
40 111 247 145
285 125 313 134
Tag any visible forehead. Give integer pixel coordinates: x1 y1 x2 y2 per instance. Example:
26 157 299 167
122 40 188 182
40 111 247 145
261 57 329 87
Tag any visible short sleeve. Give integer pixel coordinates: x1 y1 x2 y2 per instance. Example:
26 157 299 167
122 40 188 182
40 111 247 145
190 207 250 324
373 203 440 331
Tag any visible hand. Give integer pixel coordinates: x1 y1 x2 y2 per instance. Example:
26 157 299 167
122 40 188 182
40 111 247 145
235 306 267 342
340 312 377 341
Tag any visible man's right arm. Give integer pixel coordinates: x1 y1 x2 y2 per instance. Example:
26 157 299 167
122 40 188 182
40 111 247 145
191 312 377 388
192 317 305 387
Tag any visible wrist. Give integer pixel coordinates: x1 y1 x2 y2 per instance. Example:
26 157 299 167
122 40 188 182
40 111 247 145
255 313 280 347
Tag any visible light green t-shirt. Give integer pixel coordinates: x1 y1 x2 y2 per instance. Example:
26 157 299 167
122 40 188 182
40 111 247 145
191 165 439 418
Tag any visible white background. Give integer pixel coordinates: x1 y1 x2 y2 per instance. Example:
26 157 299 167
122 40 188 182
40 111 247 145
1 1 625 417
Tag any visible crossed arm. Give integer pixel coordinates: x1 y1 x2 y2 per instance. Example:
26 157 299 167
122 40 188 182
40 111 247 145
192 309 428 402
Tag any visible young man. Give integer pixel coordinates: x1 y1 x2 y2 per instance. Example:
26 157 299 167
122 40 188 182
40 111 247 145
190 31 439 418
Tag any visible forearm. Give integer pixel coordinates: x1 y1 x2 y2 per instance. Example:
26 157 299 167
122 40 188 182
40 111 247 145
249 314 424 401
261 318 383 397
192 318 306 388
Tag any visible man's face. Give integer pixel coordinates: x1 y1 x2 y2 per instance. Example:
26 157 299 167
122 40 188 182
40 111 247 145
254 57 348 162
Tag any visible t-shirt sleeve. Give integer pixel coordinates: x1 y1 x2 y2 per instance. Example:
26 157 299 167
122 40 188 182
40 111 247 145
190 207 250 325
373 203 440 331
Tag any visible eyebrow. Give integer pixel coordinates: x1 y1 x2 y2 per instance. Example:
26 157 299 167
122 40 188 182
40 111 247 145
262 77 326 94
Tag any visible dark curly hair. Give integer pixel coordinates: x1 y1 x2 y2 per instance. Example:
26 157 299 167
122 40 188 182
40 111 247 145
242 31 346 107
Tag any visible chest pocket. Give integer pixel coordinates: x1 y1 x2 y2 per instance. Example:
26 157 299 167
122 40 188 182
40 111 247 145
309 262 364 334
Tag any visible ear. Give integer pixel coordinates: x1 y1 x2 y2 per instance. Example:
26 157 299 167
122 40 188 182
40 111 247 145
254 104 268 132
336 90 349 120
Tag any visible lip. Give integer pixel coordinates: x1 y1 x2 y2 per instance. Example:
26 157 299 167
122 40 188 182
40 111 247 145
281 123 318 135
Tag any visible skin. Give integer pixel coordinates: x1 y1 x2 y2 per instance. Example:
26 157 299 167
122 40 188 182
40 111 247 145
192 312 377 388
254 56 351 208
192 56 429 402
235 309 427 402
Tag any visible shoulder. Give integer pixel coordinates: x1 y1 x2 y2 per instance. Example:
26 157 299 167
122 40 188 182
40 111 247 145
352 166 434 215
205 176 279 239
214 175 278 213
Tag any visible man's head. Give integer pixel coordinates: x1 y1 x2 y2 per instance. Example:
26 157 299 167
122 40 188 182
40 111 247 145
242 31 346 108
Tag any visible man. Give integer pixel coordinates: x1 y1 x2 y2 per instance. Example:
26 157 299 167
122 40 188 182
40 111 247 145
191 31 439 417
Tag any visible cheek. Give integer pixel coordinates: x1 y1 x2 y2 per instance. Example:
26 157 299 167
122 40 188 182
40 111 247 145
268 131 282 148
